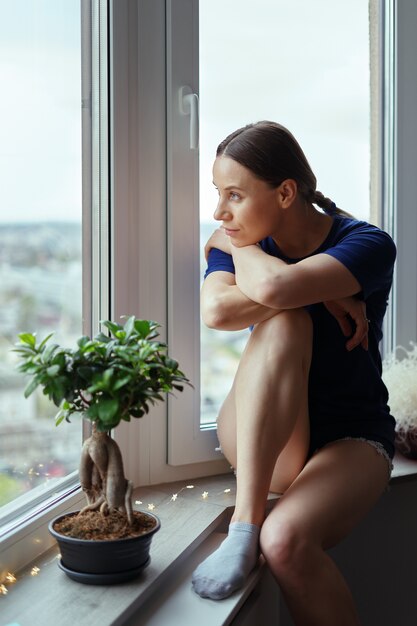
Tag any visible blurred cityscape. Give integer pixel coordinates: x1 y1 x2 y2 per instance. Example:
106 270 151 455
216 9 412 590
0 223 82 508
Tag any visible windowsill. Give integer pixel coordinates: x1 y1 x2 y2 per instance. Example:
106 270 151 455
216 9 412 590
1 454 416 626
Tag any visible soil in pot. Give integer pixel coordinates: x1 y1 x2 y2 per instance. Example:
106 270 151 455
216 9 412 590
53 509 157 540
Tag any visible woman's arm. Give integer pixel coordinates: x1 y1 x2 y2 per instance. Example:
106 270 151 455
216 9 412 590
232 244 361 309
201 271 281 331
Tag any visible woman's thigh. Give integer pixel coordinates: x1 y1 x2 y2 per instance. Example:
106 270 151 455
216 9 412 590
217 309 312 493
261 438 390 552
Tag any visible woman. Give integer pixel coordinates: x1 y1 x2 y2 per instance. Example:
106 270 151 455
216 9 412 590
191 121 396 626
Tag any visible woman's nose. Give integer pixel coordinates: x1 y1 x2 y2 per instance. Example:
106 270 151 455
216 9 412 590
213 200 230 221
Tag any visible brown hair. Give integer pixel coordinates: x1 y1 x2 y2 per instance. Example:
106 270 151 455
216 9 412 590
216 121 353 218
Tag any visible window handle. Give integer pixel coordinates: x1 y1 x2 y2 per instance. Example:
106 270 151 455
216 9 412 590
179 86 199 150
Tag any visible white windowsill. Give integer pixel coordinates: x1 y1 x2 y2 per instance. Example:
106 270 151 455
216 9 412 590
1 454 416 626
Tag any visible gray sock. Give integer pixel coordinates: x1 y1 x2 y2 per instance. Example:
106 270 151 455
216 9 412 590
191 522 260 600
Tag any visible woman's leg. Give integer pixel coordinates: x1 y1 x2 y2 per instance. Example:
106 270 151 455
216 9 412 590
220 307 312 523
260 439 390 626
192 308 312 599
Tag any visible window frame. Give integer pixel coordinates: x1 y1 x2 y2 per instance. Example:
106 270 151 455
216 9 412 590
381 0 417 351
110 0 228 483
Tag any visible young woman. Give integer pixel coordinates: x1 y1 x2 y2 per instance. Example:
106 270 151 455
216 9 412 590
191 121 396 626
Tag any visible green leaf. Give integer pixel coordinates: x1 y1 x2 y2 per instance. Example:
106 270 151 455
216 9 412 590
134 319 151 339
112 375 132 391
43 343 59 362
24 377 40 398
103 368 114 383
46 365 60 376
38 333 54 351
86 404 99 419
18 333 36 348
77 335 90 349
97 398 119 423
101 320 122 336
55 411 66 426
123 316 135 340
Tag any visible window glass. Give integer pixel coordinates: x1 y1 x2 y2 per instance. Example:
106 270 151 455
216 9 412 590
199 0 370 425
0 1 83 511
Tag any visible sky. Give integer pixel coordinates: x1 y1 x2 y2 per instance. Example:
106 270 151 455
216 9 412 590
199 0 370 223
0 0 82 223
0 0 370 224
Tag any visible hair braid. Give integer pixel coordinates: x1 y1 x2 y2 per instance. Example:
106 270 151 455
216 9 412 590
308 190 354 219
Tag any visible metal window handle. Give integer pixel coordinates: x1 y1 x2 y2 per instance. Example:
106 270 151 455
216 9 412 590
179 86 199 150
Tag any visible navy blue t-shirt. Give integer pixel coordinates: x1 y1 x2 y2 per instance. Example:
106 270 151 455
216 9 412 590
205 216 397 451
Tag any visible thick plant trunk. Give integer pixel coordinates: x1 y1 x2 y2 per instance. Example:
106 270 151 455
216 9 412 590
79 424 133 525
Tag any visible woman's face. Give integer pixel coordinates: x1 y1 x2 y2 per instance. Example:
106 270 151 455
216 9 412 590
212 156 283 247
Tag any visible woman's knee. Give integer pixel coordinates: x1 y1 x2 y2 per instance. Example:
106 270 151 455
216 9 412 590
251 308 313 364
254 308 312 345
260 513 313 582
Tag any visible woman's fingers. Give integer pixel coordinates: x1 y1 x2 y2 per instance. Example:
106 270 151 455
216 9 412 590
324 298 369 351
345 301 369 351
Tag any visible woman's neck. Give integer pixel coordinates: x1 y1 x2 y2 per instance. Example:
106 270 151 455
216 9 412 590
272 203 333 259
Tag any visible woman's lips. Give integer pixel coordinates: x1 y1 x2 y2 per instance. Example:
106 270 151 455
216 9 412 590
224 228 239 236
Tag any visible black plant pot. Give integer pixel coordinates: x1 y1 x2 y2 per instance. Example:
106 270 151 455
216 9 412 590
49 511 160 585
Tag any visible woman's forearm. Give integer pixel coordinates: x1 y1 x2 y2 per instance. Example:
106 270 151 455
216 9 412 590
232 244 288 307
201 281 281 331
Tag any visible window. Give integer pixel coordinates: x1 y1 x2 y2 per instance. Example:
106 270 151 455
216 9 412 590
0 0 83 520
382 0 417 350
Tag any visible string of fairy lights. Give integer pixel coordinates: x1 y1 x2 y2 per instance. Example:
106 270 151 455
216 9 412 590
0 483 234 597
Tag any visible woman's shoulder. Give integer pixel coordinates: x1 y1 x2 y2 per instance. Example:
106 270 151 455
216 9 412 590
329 216 396 255
332 215 392 237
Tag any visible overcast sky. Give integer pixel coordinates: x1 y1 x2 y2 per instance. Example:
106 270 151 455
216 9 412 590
0 0 81 223
0 0 369 224
199 0 370 223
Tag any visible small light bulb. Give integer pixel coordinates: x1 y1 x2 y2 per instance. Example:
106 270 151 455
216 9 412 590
5 573 16 583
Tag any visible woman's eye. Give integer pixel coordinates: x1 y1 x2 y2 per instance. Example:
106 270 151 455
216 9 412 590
229 192 240 200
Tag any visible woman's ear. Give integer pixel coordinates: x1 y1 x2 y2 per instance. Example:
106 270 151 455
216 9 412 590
277 179 297 208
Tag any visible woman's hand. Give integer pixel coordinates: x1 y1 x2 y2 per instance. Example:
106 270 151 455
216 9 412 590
323 297 369 351
204 228 232 260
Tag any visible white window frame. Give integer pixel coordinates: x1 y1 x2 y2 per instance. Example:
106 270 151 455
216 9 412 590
380 0 417 351
111 0 229 483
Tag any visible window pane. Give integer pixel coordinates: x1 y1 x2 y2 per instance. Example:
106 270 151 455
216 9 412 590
199 0 370 425
0 1 83 511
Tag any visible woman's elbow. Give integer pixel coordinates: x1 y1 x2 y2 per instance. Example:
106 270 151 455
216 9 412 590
253 277 287 310
201 298 230 330
201 308 226 330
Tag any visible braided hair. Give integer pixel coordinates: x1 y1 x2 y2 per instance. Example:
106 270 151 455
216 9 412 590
216 121 353 219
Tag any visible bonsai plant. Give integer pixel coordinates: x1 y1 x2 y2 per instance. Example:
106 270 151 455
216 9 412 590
382 342 417 459
14 316 190 583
